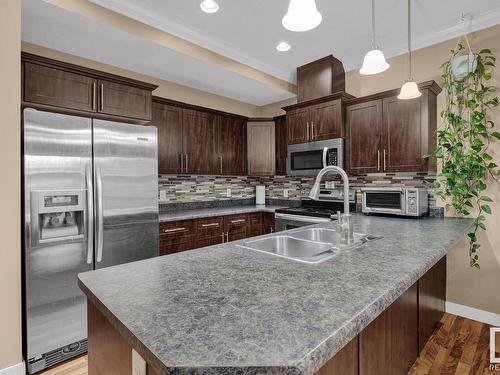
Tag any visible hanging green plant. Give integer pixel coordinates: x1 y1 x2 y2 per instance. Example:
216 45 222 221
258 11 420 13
432 43 499 268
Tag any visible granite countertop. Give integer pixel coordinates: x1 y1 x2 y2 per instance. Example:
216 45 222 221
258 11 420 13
159 205 287 222
78 214 473 375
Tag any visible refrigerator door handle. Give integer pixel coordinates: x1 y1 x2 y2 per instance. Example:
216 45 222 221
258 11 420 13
95 166 104 263
85 165 94 265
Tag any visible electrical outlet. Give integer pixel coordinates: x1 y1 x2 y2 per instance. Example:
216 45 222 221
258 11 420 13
283 189 289 198
226 188 231 197
159 190 167 201
132 349 146 375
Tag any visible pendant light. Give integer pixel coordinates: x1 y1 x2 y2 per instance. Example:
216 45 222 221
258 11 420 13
282 0 322 32
360 0 389 75
398 0 421 99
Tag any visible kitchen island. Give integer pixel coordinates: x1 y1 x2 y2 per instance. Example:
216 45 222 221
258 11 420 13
78 214 473 375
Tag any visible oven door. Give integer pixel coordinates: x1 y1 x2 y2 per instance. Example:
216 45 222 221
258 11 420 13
362 188 406 215
275 213 331 232
287 139 343 176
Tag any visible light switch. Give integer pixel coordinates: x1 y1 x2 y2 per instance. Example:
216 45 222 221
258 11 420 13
132 349 146 375
226 188 231 197
159 190 167 201
283 189 289 198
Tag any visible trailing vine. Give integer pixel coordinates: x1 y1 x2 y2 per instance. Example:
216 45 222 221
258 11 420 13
433 45 499 268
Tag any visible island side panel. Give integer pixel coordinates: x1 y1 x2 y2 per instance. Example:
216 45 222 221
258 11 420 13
314 336 358 375
418 255 447 353
87 301 159 375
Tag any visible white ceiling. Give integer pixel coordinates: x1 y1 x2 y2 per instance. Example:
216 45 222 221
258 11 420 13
22 0 500 106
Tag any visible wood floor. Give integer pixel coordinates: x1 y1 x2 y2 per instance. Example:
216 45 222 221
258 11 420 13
39 314 499 375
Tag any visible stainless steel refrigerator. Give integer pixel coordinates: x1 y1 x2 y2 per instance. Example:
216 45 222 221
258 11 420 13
22 108 159 373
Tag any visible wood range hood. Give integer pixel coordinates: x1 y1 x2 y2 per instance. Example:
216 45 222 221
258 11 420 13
296 55 346 103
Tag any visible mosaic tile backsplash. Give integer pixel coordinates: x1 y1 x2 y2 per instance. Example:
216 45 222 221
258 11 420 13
158 173 438 209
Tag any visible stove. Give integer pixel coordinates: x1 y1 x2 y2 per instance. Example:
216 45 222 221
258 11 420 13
275 188 357 231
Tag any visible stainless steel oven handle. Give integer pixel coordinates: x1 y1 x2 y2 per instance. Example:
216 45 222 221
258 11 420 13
322 147 328 167
95 166 104 263
275 213 331 223
85 165 94 264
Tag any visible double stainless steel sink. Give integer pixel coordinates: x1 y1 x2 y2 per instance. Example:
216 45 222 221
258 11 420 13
238 228 381 264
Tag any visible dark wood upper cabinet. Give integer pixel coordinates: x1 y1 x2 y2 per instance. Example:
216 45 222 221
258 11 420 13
274 115 287 175
22 53 157 124
97 79 152 121
311 99 343 140
247 121 275 176
150 102 183 175
218 116 247 176
359 283 418 375
297 55 345 102
182 109 219 175
286 107 310 145
24 62 96 113
346 81 440 174
346 100 383 174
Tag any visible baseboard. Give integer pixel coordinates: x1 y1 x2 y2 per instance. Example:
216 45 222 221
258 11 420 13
0 362 25 375
446 301 500 327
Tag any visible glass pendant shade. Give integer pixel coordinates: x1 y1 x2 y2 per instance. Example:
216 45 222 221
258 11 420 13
282 0 322 32
200 0 219 13
397 80 421 100
359 49 390 75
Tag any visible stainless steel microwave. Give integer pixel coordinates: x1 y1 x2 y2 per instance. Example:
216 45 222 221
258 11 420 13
287 139 344 176
361 187 428 217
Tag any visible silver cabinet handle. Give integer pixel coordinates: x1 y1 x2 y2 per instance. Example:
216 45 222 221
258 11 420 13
180 154 184 173
225 232 229 242
92 82 97 111
230 219 246 224
270 227 274 233
311 121 314 140
100 83 104 111
377 150 381 172
201 223 219 228
221 232 225 243
163 227 186 233
383 149 387 171
219 156 223 175
95 166 104 263
85 165 94 265
185 154 188 174
306 122 310 141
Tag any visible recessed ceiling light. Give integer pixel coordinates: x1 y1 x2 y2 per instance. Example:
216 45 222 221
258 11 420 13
200 0 219 14
276 42 291 52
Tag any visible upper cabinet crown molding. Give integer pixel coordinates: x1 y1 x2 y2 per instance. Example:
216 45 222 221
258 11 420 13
282 91 355 112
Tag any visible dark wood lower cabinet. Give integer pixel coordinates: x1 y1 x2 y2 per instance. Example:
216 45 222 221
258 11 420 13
418 256 447 353
88 302 158 375
315 337 358 375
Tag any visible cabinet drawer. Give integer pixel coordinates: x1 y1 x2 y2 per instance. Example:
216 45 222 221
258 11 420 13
261 212 275 226
224 214 248 231
196 236 224 249
159 220 196 237
247 225 262 238
197 216 224 239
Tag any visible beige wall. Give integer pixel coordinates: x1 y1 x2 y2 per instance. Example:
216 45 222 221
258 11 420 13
344 24 500 314
0 0 22 369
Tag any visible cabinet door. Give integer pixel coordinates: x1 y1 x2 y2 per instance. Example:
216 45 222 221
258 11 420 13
274 116 287 175
287 108 310 144
382 96 424 172
159 220 196 256
311 99 343 141
360 283 418 375
98 79 152 121
218 116 247 176
24 62 96 112
183 109 219 175
247 122 275 176
151 102 183 175
346 100 383 174
224 215 248 242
